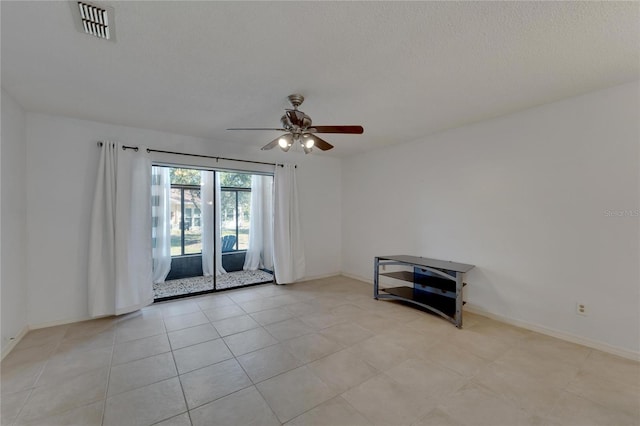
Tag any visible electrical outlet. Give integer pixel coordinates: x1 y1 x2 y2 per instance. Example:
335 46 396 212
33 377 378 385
576 302 587 316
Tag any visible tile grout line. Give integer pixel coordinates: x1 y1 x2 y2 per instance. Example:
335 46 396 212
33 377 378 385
251 372 286 425
163 314 192 425
100 328 117 426
169 356 191 424
9 329 67 424
5 388 34 426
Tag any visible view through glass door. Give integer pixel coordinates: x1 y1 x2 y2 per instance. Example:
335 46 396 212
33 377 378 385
152 166 274 301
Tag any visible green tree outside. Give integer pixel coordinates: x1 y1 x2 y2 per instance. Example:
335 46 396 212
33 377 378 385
219 172 251 188
169 168 251 189
170 168 201 185
168 168 253 252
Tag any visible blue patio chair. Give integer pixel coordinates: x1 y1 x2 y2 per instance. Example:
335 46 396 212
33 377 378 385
221 235 236 252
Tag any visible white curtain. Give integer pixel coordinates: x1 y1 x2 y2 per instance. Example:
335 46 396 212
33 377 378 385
273 164 305 284
243 174 274 271
151 166 171 284
88 142 154 317
202 170 226 276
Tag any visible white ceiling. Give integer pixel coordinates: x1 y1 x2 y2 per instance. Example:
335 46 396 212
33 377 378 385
2 1 638 157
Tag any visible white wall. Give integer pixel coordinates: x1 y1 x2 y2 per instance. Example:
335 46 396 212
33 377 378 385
1 89 29 353
25 113 341 326
342 81 640 355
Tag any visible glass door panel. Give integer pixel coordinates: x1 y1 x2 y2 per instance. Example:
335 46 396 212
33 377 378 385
153 166 214 300
170 187 182 256
237 191 250 251
183 188 202 255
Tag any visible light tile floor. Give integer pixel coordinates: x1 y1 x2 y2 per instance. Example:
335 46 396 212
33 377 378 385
1 276 639 426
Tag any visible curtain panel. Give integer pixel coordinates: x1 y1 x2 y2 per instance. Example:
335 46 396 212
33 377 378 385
243 174 274 271
273 164 305 284
151 166 171 284
88 142 154 317
201 170 226 276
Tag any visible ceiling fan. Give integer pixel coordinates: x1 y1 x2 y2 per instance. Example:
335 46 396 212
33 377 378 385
227 94 364 154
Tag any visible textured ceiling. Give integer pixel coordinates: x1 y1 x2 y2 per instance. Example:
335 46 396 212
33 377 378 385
2 1 638 157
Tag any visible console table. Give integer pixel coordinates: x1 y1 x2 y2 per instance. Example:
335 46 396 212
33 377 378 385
374 255 475 328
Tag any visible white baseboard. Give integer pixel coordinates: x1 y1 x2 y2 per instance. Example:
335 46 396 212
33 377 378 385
29 315 94 330
299 272 342 282
337 273 640 361
1 325 30 361
340 272 371 284
464 304 640 362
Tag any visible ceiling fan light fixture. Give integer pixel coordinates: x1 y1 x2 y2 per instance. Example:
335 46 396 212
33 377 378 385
229 94 364 153
278 135 292 152
302 144 313 154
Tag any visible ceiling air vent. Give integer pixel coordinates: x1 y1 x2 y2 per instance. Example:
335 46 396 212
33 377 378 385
70 1 116 42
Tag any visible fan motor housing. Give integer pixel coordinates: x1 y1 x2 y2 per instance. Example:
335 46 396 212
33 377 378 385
281 112 312 129
288 94 305 109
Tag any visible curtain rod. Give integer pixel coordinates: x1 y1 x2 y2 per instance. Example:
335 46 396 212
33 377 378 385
96 142 294 168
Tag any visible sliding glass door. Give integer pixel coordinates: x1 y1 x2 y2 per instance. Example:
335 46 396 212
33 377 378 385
152 166 213 300
151 166 274 301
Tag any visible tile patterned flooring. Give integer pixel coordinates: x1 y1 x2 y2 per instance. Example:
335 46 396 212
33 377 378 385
1 276 639 426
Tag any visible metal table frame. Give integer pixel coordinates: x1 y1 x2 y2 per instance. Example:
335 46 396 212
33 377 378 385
374 255 474 328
